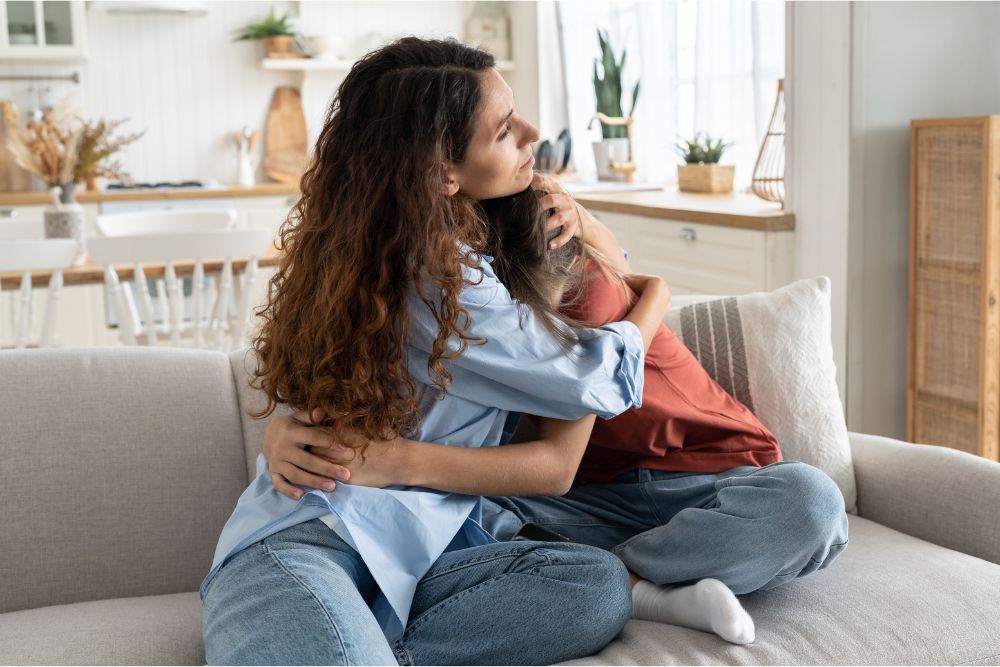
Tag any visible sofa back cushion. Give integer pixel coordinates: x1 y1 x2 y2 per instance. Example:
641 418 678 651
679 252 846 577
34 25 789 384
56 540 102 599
0 347 249 613
665 277 857 513
229 349 295 481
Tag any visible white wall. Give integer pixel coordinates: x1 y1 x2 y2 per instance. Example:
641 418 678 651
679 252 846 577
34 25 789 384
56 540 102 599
1 1 539 187
785 1 851 402
847 1 1000 440
1 1 299 184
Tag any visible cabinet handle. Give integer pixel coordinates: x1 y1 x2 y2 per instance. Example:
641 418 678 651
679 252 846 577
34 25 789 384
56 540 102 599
679 227 697 241
0 208 18 218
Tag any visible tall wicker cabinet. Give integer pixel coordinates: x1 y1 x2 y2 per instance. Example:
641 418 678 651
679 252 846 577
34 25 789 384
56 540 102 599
908 116 1000 462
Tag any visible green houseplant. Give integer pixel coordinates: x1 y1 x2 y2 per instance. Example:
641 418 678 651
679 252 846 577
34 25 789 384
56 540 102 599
593 29 639 139
592 29 640 180
233 8 303 58
674 132 735 193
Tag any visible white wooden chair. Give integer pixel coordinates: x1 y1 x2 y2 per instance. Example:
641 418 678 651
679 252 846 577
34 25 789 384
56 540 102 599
87 229 272 351
95 208 237 237
0 239 79 349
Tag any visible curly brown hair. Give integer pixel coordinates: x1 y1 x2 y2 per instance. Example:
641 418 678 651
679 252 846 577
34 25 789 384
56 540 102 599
250 37 497 446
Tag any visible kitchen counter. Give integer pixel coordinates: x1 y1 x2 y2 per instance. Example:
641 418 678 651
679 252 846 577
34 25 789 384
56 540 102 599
572 187 794 232
1 182 793 232
0 183 299 206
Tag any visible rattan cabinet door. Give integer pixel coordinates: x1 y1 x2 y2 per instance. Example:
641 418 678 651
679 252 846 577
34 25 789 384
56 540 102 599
908 116 1000 462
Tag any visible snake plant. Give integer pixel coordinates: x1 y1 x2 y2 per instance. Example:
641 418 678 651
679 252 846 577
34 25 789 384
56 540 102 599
593 29 640 140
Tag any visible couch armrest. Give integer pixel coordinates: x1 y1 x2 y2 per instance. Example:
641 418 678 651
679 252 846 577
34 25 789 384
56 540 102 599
850 431 1000 565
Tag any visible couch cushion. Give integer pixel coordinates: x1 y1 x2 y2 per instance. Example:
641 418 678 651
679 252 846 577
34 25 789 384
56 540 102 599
564 515 1000 665
0 348 249 614
666 278 857 513
0 592 203 665
229 348 295 481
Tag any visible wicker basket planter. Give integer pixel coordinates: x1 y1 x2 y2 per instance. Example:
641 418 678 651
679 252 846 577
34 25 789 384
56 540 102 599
263 35 295 58
677 164 735 193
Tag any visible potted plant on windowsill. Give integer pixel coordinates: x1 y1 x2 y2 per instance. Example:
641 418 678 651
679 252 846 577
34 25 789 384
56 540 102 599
592 29 640 181
233 8 304 59
675 133 734 193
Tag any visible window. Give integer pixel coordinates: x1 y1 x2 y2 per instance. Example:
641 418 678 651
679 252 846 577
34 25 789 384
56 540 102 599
556 0 785 188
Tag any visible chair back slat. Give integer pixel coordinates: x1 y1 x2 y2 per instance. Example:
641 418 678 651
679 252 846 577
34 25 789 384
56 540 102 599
39 269 64 347
192 262 205 348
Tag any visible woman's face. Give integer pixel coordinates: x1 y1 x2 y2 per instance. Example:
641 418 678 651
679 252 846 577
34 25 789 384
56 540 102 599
446 68 540 201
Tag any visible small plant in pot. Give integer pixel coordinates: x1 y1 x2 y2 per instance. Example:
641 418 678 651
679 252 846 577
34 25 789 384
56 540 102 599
592 29 640 181
675 133 734 193
233 8 304 59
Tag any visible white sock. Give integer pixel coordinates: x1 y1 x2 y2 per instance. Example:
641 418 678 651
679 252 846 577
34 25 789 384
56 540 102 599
631 578 755 645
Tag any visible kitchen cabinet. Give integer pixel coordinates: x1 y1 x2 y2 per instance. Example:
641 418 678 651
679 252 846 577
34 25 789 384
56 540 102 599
587 209 795 296
0 0 87 60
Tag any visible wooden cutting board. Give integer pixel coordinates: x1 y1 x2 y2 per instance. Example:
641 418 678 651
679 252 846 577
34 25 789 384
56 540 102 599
263 86 309 184
0 100 32 192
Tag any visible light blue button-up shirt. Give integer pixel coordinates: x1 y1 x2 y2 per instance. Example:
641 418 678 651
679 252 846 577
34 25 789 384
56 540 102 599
201 247 645 641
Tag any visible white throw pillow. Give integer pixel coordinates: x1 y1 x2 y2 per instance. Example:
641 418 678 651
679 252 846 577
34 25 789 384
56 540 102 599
663 276 857 513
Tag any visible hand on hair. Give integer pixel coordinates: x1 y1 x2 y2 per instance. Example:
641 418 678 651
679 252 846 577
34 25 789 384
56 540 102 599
531 172 586 250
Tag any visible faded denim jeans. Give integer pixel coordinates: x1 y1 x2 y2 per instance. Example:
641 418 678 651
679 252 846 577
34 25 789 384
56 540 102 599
482 459 850 594
201 518 631 665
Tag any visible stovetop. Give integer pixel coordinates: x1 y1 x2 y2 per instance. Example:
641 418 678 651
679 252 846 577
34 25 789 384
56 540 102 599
106 181 206 190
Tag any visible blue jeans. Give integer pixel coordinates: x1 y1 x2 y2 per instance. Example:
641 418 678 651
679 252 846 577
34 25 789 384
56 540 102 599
202 518 631 665
482 460 850 594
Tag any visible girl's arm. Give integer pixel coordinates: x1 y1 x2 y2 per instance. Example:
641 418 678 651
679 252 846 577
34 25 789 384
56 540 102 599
314 414 596 496
264 273 669 499
264 410 591 497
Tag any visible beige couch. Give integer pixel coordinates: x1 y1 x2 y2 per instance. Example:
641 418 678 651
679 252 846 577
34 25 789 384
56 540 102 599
2 347 999 665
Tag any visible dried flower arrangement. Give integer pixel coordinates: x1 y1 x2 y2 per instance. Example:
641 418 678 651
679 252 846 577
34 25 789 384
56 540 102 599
2 95 143 190
75 118 145 187
1 96 82 186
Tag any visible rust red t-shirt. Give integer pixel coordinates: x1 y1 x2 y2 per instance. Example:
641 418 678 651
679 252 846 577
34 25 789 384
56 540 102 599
562 264 782 485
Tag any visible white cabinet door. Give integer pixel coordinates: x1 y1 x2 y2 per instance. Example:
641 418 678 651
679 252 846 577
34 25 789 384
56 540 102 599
587 209 794 296
237 194 298 236
0 0 87 59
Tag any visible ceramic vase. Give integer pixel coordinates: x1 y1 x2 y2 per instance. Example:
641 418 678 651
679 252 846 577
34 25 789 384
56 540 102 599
592 138 629 181
44 183 87 265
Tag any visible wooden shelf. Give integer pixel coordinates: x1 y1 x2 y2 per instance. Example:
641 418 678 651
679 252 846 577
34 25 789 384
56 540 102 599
263 58 516 72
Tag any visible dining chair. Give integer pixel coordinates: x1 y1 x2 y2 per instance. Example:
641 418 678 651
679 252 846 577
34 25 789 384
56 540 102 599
95 208 240 336
0 239 79 349
87 229 272 351
95 208 237 237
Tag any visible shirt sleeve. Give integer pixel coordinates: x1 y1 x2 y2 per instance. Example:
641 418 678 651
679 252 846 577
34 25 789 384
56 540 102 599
408 265 644 420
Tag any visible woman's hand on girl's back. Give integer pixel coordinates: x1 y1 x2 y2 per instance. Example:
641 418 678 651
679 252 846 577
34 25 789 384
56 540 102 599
263 410 353 499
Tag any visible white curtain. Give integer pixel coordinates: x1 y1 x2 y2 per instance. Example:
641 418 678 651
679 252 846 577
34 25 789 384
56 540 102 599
555 0 785 188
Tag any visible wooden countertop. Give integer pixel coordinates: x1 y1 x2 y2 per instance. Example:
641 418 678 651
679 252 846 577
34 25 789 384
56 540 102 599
0 183 299 206
572 187 794 232
1 182 793 231
0 244 281 290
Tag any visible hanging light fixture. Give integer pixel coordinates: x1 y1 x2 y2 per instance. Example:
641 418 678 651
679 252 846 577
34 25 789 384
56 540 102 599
751 79 785 204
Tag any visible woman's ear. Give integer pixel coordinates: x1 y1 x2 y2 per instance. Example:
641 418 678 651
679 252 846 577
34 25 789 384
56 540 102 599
441 163 461 196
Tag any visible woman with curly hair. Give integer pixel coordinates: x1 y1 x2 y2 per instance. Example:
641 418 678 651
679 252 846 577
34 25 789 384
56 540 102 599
200 37 672 665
